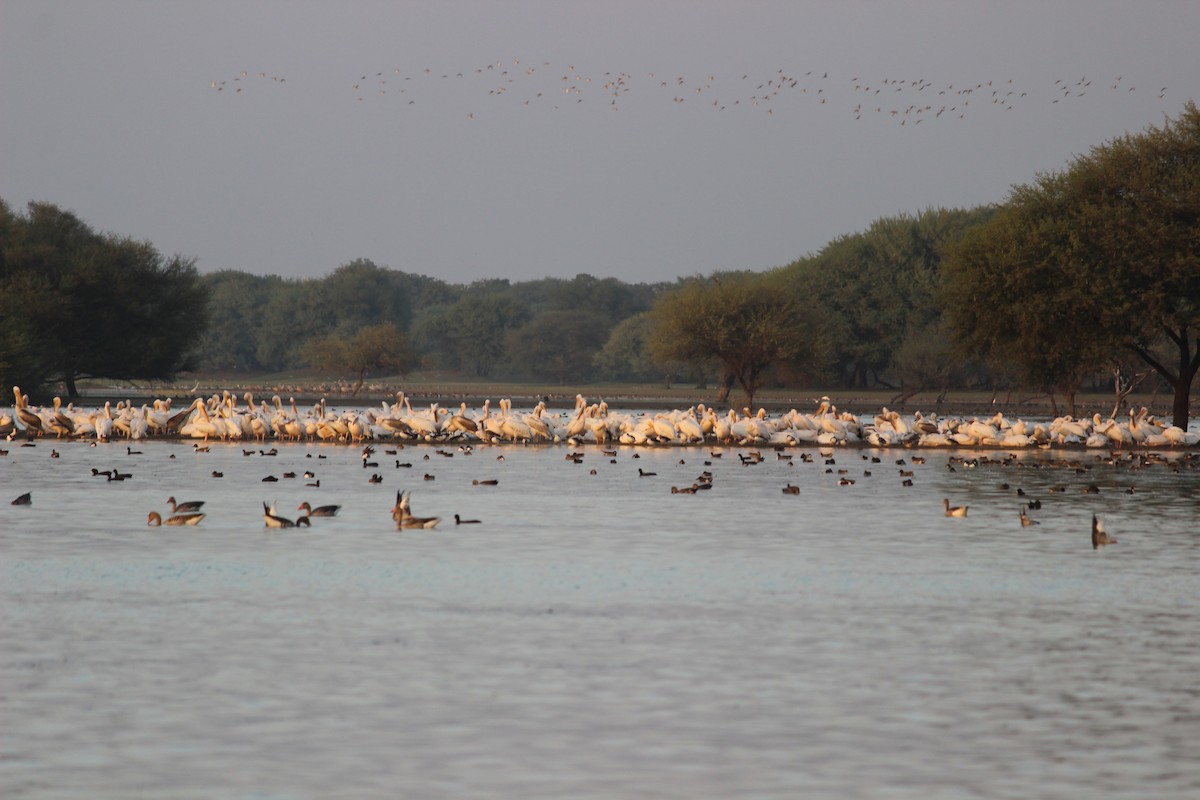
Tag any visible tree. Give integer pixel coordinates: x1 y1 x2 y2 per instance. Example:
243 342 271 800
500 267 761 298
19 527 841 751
196 270 281 371
505 309 611 384
943 103 1200 427
306 322 417 396
942 199 1112 413
414 293 530 377
779 207 995 389
0 201 208 397
649 273 824 408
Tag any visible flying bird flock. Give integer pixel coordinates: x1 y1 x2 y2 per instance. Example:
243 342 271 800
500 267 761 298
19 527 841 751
206 59 1168 126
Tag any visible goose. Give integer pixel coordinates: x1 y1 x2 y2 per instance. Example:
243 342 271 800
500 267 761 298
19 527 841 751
391 491 440 529
454 514 482 524
167 496 205 513
147 510 205 527
1091 515 1117 549
263 502 297 528
472 479 499 486
943 498 969 517
297 501 340 517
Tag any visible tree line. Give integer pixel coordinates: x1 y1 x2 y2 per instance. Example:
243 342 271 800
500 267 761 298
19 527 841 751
2 102 1197 427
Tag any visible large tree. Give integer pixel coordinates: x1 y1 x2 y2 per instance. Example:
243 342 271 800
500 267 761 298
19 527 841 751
943 102 1200 428
306 322 417 396
0 201 209 397
649 272 826 408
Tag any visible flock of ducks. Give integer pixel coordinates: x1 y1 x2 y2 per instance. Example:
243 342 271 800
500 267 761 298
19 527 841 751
7 387 1198 451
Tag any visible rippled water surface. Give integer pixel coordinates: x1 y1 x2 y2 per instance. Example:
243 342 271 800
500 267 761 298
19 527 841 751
2 435 1198 799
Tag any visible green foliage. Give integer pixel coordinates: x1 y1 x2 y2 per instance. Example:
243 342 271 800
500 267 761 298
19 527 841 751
593 312 668 382
0 201 208 396
505 309 611 384
306 322 417 395
778 207 996 388
943 102 1200 425
649 273 825 407
413 293 531 377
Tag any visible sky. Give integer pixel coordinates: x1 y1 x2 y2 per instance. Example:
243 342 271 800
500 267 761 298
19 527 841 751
2 1 1197 286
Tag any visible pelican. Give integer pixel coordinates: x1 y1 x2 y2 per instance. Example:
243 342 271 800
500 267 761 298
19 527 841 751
12 387 44 437
147 510 205 527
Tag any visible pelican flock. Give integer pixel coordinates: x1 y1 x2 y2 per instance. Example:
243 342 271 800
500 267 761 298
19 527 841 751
6 386 1196 547
5 387 1198 450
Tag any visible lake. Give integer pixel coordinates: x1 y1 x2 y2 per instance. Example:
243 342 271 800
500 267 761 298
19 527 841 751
2 434 1198 799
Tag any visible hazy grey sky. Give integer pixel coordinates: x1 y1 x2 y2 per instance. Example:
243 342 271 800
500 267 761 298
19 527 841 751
2 1 1196 285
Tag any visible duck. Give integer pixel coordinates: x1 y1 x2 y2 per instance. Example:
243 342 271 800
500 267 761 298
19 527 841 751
472 479 499 486
11 492 32 506
167 496 205 514
1019 507 1039 527
943 498 969 517
782 484 801 495
147 510 205 527
297 501 340 517
1091 515 1117 549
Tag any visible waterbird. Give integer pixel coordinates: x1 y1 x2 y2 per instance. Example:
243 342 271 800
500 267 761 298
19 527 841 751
147 510 205 527
472 479 498 485
167 496 205 514
391 490 440 529
944 498 969 517
298 501 340 517
11 492 32 506
263 502 297 528
1019 507 1040 527
455 514 481 524
1092 515 1117 549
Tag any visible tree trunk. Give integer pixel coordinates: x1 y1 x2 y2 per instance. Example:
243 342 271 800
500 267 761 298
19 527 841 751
64 373 80 400
1131 325 1199 431
715 372 734 405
